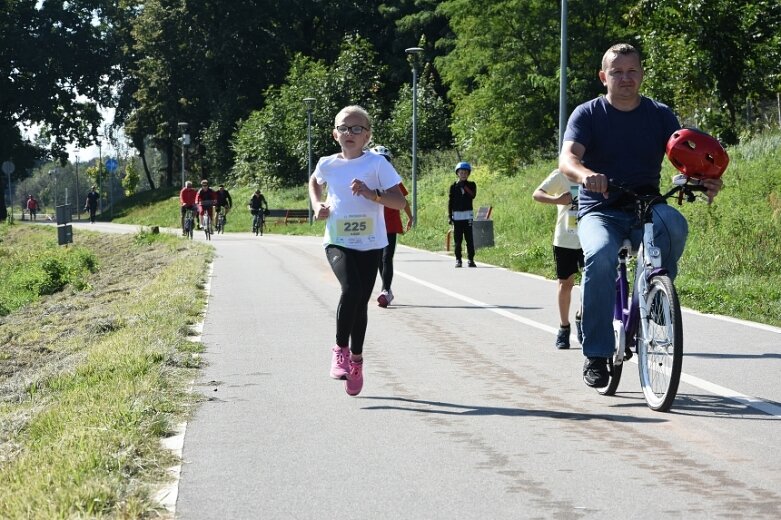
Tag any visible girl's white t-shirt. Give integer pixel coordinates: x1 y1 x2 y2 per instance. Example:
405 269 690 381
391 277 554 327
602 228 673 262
313 151 402 251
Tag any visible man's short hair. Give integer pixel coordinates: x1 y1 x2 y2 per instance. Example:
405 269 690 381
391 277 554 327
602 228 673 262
601 43 641 70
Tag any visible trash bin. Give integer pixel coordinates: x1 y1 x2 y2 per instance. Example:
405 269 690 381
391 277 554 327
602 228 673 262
472 219 494 249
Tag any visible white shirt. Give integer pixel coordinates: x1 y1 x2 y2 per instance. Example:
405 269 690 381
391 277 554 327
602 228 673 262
535 170 581 250
313 151 402 251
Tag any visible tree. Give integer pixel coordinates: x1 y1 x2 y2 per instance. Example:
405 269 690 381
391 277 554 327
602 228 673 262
629 0 781 143
1 0 113 175
231 35 389 188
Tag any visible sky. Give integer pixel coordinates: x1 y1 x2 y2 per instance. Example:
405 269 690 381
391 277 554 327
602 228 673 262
22 106 118 164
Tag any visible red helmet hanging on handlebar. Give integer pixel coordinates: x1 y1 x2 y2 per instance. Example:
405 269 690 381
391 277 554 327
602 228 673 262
666 127 729 180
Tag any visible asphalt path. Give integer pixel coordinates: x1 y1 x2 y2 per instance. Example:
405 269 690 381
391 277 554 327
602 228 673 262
53 221 781 518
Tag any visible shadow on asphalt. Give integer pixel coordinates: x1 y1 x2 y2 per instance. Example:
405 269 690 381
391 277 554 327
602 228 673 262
359 396 666 423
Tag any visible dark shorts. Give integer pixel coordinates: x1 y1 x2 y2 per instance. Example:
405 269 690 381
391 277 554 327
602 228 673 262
553 245 584 280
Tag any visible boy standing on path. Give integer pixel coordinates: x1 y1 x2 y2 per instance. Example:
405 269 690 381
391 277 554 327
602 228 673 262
532 169 584 349
448 161 477 268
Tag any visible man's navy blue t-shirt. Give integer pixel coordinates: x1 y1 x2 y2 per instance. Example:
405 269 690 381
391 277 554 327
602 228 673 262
563 95 680 216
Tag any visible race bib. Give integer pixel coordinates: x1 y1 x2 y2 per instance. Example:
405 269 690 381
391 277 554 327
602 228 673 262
328 214 377 247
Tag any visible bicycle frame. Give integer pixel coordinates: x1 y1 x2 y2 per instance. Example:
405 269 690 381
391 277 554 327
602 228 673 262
613 216 666 369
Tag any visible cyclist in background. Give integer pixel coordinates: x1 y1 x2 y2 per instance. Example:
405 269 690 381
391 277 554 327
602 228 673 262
558 43 724 388
179 181 198 235
195 179 217 230
216 184 233 223
248 189 268 216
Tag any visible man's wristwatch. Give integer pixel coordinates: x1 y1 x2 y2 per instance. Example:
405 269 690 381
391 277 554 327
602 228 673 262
374 189 382 202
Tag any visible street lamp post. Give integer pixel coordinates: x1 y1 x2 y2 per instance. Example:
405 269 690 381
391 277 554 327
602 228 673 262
75 153 81 221
178 122 190 188
405 46 424 228
303 98 315 224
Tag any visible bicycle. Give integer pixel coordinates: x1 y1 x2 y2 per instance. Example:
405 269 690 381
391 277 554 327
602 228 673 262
183 206 196 240
215 206 227 234
595 175 709 412
199 202 214 241
251 209 265 236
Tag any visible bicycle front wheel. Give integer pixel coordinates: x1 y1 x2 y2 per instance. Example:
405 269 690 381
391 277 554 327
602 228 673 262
637 275 683 412
203 215 212 240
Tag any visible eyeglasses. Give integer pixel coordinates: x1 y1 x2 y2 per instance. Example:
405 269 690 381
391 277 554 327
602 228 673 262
335 125 369 135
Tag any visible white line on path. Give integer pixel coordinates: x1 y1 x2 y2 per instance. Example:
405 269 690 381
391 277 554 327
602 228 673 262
395 269 781 418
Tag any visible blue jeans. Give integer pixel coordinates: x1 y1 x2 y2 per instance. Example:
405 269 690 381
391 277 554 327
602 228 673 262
577 204 688 358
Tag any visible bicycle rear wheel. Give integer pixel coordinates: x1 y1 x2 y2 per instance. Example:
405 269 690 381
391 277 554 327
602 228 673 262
597 319 624 396
637 275 683 412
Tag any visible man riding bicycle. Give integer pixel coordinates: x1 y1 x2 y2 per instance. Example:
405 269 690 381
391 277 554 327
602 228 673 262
558 43 724 389
215 184 233 223
195 179 217 230
179 181 198 234
248 189 268 216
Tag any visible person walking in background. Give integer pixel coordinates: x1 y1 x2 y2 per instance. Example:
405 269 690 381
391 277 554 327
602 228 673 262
448 161 477 268
371 145 412 308
532 169 584 349
558 43 724 388
84 186 99 223
179 181 198 235
309 105 407 396
26 195 39 220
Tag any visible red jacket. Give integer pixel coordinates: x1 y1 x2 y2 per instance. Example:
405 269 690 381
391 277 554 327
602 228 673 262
180 187 197 206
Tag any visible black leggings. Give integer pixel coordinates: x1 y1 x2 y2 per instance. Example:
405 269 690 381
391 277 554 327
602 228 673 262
325 245 381 355
379 233 397 291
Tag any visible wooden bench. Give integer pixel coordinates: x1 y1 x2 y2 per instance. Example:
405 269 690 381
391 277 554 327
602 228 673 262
267 209 310 224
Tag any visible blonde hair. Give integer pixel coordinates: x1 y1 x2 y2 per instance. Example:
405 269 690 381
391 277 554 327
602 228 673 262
334 105 372 130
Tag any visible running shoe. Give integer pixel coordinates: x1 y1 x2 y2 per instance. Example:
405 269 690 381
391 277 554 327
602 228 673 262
575 311 583 344
468 260 476 267
345 358 363 396
330 345 349 380
555 326 571 349
583 357 609 387
455 259 463 268
377 290 393 308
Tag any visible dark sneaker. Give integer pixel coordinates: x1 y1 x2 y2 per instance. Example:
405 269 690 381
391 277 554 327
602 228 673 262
583 357 609 387
455 259 463 268
555 326 571 349
468 260 476 267
575 311 583 344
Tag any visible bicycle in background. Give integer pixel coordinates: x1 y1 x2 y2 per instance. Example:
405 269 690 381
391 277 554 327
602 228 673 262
200 201 215 241
183 207 196 240
215 206 227 234
251 209 265 236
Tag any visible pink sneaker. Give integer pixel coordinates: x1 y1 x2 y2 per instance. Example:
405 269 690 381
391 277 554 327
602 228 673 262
344 359 363 396
330 345 349 380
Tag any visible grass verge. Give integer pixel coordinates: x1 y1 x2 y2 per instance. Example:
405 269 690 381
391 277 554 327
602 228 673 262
0 224 211 518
